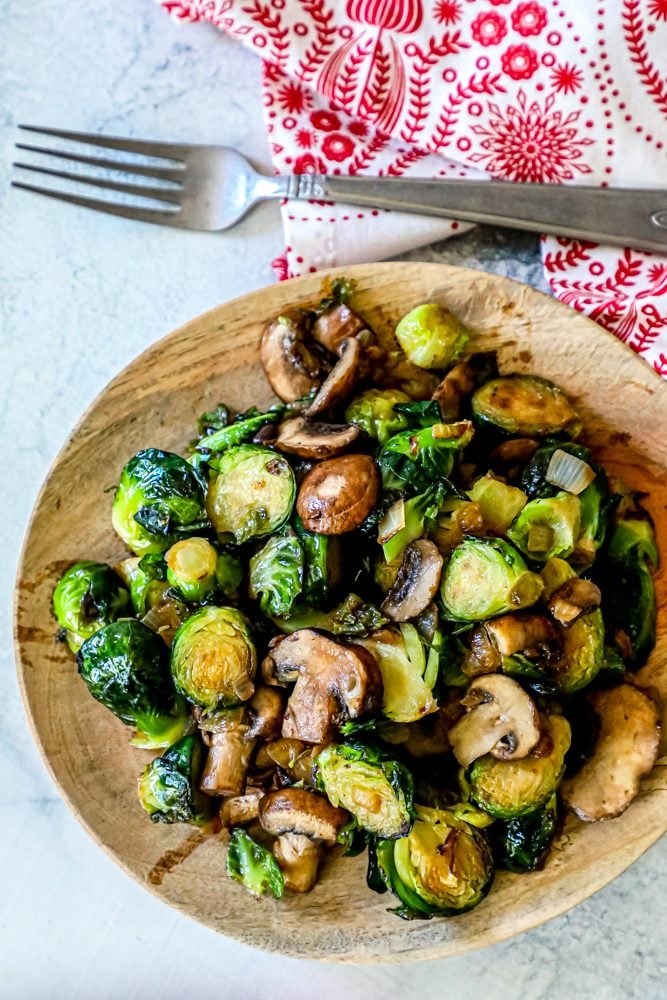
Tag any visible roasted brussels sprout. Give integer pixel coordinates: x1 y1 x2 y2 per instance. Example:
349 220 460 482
357 624 438 724
557 607 604 694
206 445 295 543
111 448 209 555
226 828 284 899
316 742 414 839
248 530 304 617
369 804 493 918
441 537 544 622
214 550 244 601
344 388 411 444
379 420 474 493
77 619 191 748
472 375 581 438
492 793 558 872
380 483 449 563
395 303 470 370
468 714 571 819
171 606 256 714
53 561 129 652
165 537 218 602
294 516 341 606
467 474 527 535
116 553 167 616
507 492 581 562
137 734 212 824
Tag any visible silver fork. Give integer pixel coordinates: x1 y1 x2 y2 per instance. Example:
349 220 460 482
12 125 667 252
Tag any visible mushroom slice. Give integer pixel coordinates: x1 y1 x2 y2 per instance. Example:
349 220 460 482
219 788 265 828
260 310 328 403
432 352 498 421
272 833 322 893
547 578 602 627
305 337 363 417
296 453 380 535
259 787 350 844
245 685 285 740
312 303 367 354
560 684 660 821
263 628 383 743
199 720 256 797
448 674 541 767
274 415 360 460
484 613 558 656
381 540 444 622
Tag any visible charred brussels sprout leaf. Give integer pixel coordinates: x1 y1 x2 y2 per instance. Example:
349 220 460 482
77 619 191 748
472 375 581 439
379 421 474 493
226 828 284 899
248 529 304 617
273 593 388 637
316 742 414 839
440 537 544 622
206 445 295 544
492 794 558 872
165 537 218 602
53 561 129 652
197 403 230 437
171 606 256 714
112 448 209 555
138 734 212 824
392 399 443 428
506 492 581 563
344 388 411 445
395 303 470 370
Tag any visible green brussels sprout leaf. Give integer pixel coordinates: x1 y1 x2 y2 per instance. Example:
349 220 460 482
226 828 284 899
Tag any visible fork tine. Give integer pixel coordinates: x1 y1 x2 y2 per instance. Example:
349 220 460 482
13 162 182 204
15 142 185 182
17 124 188 163
11 181 189 228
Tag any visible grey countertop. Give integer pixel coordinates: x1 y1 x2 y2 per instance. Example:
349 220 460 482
1 3 665 997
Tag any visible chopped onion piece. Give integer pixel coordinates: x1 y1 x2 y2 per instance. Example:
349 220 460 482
378 499 406 545
546 449 596 495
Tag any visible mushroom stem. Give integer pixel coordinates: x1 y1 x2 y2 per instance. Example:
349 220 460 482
273 833 322 893
199 723 256 797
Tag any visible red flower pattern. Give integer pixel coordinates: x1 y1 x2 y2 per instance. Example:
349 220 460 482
310 110 341 132
550 62 583 94
432 0 462 24
277 79 310 113
501 43 539 80
294 152 327 173
648 0 667 20
511 2 547 37
471 12 508 47
322 132 355 161
295 128 313 148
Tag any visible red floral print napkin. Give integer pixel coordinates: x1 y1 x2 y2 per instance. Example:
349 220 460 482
159 0 667 376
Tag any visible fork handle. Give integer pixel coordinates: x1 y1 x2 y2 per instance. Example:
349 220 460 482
281 175 667 253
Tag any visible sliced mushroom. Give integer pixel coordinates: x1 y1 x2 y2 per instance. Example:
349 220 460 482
560 683 660 821
262 629 383 743
381 539 444 622
296 453 380 534
199 720 256 797
432 352 498 421
274 415 360 460
305 336 363 417
273 833 322 893
219 788 265 827
245 685 285 740
463 614 558 676
260 311 329 402
259 787 350 843
547 578 602 626
312 303 367 354
448 674 541 767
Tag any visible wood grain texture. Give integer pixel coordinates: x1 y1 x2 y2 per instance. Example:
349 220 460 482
14 263 667 962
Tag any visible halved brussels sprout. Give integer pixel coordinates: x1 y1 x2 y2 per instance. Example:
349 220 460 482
557 607 604 694
206 445 295 544
468 714 571 819
357 624 438 724
165 537 218 602
472 375 581 438
492 793 558 872
467 474 527 536
226 828 284 899
441 537 544 622
171 606 256 713
316 742 414 839
369 804 493 918
77 618 191 748
379 421 474 493
248 529 304 617
344 388 411 444
395 303 470 370
111 448 209 555
506 492 581 562
53 561 129 652
137 734 212 824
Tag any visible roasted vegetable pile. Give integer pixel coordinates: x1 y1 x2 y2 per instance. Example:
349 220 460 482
53 280 661 918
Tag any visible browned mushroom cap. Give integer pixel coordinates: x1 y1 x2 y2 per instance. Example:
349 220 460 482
245 685 285 740
432 353 497 421
199 720 256 797
274 415 360 460
297 453 380 534
448 674 541 767
260 311 329 402
463 614 558 676
312 303 367 354
263 628 383 743
259 787 350 843
219 788 265 828
305 337 363 417
547 578 602 626
381 539 444 622
272 833 322 893
560 684 660 821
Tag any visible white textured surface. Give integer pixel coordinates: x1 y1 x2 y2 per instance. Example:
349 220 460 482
1 3 665 998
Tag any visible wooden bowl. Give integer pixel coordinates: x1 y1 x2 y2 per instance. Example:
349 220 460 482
14 263 667 962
